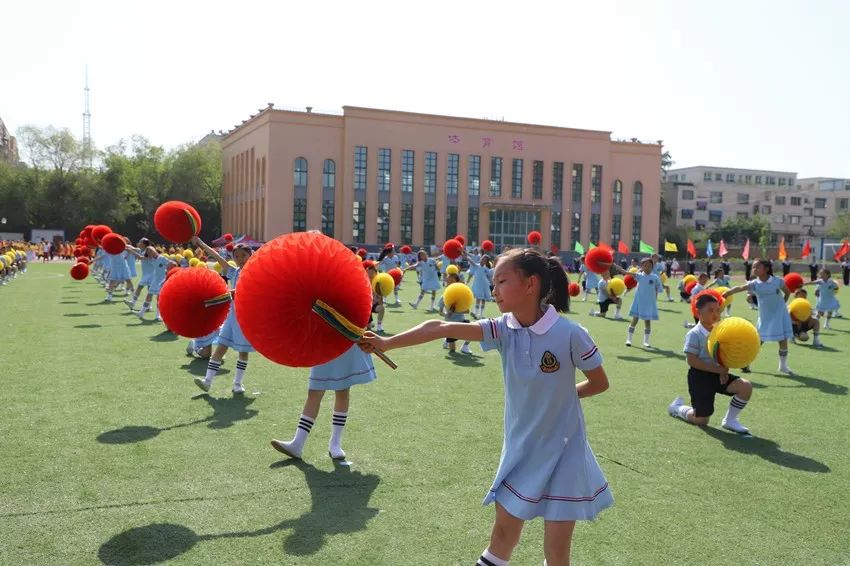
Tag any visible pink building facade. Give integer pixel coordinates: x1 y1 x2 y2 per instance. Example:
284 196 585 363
221 106 662 253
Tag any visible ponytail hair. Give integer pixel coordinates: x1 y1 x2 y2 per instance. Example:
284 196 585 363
377 247 391 262
499 248 570 313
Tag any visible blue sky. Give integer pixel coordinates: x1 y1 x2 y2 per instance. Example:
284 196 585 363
3 0 848 177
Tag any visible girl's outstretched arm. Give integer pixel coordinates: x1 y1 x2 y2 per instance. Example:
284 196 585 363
192 236 229 271
360 320 484 352
723 283 749 297
577 366 610 398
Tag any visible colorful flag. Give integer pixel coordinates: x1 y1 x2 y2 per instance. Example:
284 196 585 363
801 239 811 258
664 240 678 253
687 239 697 258
719 240 728 257
742 238 750 260
639 240 655 253
588 242 596 250
706 239 714 257
618 240 629 254
778 237 787 261
834 240 849 261
574 241 585 254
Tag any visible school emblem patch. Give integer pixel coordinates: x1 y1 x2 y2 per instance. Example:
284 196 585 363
540 350 560 373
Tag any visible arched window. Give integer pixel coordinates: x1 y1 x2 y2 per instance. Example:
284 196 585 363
613 180 623 205
323 159 336 191
633 181 643 205
293 157 308 187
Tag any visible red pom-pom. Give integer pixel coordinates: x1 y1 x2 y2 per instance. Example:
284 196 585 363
75 238 83 246
76 256 91 265
482 240 495 252
81 225 95 240
225 243 235 252
400 245 412 255
223 233 233 242
388 267 403 286
684 280 697 295
357 248 367 259
234 232 372 367
527 231 542 245
585 247 614 274
70 263 89 280
159 268 232 338
84 236 97 248
690 289 725 318
568 282 581 297
624 274 637 290
384 242 394 250
362 259 376 269
73 248 84 257
784 272 804 292
154 200 202 243
443 239 463 259
165 265 180 280
91 225 112 243
454 235 466 246
101 233 126 255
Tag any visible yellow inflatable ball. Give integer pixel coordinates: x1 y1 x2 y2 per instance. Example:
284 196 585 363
194 260 207 269
788 298 812 322
213 262 223 273
715 286 733 305
682 274 697 286
372 272 395 297
446 264 459 276
182 249 194 259
227 260 238 269
660 272 668 284
436 261 443 271
707 317 760 369
188 257 201 267
206 261 217 270
607 277 626 297
628 266 639 273
443 282 474 313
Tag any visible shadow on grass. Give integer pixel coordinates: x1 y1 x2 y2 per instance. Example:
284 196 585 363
97 460 380 564
149 330 177 342
616 355 650 363
58 301 78 304
702 427 830 473
74 324 101 329
446 351 485 367
180 357 231 377
63 313 87 317
776 373 848 396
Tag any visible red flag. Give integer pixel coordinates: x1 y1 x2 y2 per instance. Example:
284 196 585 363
778 237 787 261
617 240 629 254
686 239 697 258
719 240 728 257
834 240 849 261
742 238 750 260
801 239 811 258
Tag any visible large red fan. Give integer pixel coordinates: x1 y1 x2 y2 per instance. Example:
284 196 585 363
159 268 232 338
454 235 466 246
442 239 463 260
76 256 91 265
70 263 89 280
481 240 495 252
690 289 725 319
101 233 126 255
784 272 804 293
585 247 614 274
400 245 412 255
623 274 637 290
568 282 581 297
388 267 403 286
357 248 367 259
235 232 372 367
91 225 112 243
154 200 202 243
527 231 542 245
684 280 697 295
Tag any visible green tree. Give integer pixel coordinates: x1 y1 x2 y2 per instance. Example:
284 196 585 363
828 213 850 238
16 125 88 174
709 214 770 247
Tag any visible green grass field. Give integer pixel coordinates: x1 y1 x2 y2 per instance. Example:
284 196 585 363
1 262 849 565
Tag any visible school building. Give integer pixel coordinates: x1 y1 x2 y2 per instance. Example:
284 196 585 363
220 105 663 252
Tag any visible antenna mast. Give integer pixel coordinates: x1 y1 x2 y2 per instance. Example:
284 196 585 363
83 65 92 168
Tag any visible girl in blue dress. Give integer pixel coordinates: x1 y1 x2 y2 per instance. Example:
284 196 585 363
124 238 153 310
192 237 256 395
652 253 674 301
405 250 441 311
723 258 794 374
578 258 600 302
465 253 493 318
801 268 840 329
360 248 612 566
377 246 401 306
272 255 377 461
625 257 662 348
135 246 177 321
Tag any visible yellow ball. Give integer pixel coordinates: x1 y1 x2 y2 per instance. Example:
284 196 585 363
182 249 194 259
683 274 697 285
372 272 395 297
214 262 223 273
660 272 668 284
194 261 207 269
436 261 443 270
706 317 761 369
628 266 638 273
227 260 238 269
446 264 459 275
715 286 733 305
607 277 626 297
188 257 201 267
788 298 812 322
443 282 474 313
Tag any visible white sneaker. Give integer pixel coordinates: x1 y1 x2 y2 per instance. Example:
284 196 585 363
460 343 472 354
667 297 675 302
271 439 303 459
136 309 147 320
328 444 346 460
667 396 685 417
376 324 383 333
232 383 245 394
589 311 598 317
186 342 194 356
408 301 418 309
813 339 823 348
442 339 449 349
625 338 632 347
193 377 211 392
779 365 794 375
614 314 623 320
721 418 750 435
643 339 651 348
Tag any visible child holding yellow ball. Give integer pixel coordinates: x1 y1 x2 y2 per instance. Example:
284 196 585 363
590 271 622 319
439 273 473 354
668 294 753 434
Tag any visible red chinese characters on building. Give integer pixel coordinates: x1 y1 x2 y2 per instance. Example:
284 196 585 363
448 135 461 144
512 139 524 151
481 137 492 148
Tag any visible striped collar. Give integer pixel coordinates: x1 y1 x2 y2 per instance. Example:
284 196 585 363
506 305 559 335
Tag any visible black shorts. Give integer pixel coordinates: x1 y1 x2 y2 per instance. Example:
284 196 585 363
792 319 815 334
687 367 740 417
680 291 691 300
598 298 616 313
447 319 470 343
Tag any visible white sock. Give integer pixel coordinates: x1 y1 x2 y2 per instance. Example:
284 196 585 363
293 414 315 447
234 359 247 386
615 306 621 317
724 395 747 421
627 326 635 339
779 349 789 369
644 330 651 343
477 548 509 566
330 411 347 448
205 358 222 384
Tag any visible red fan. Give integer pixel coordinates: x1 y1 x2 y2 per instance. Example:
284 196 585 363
690 289 725 319
784 272 804 292
684 280 697 295
165 265 180 280
482 240 495 252
159 268 232 338
234 232 373 367
400 245 412 255
362 259 377 269
443 239 463 260
568 282 581 297
154 200 202 243
70 263 89 280
75 238 83 246
388 267 403 286
357 248 368 259
81 225 95 240
454 235 466 246
101 233 126 255
84 236 97 248
384 242 395 250
223 233 234 242
76 256 91 265
527 231 542 245
585 247 614 274
624 274 637 290
91 225 112 243
225 243 235 252
73 248 85 257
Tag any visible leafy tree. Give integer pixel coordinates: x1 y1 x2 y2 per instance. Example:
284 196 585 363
709 214 770 247
828 213 850 238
